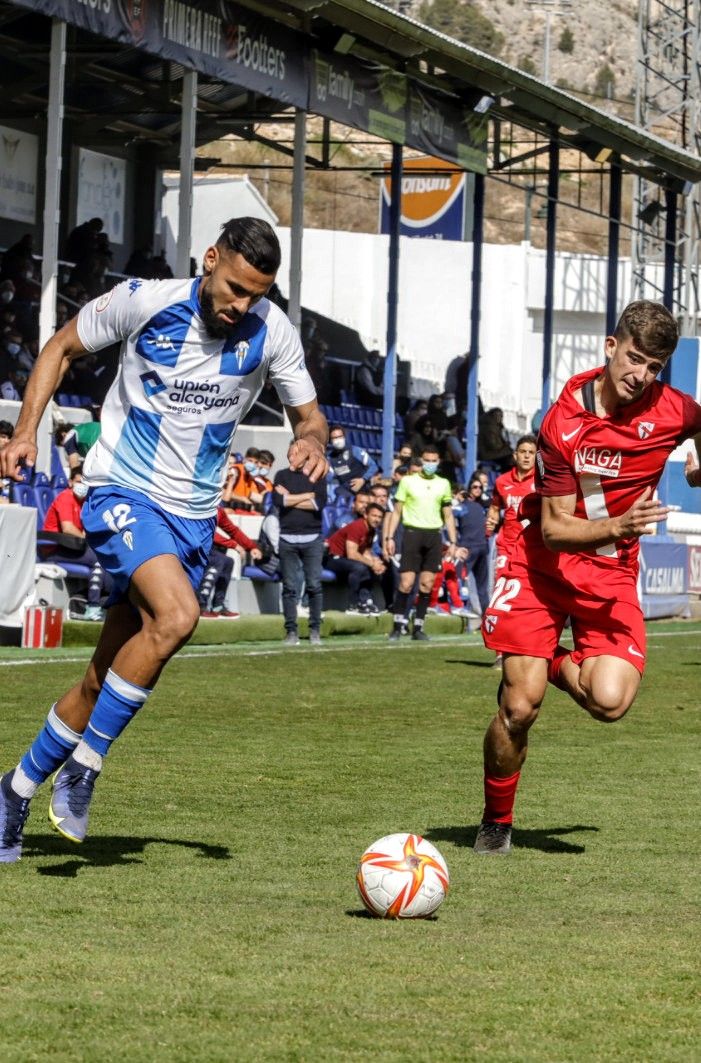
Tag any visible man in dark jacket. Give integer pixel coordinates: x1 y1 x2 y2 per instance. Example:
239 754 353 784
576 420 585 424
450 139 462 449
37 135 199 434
273 464 327 645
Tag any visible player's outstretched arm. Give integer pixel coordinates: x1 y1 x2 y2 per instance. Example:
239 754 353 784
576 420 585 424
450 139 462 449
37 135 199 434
542 486 669 553
285 400 329 481
0 318 87 480
685 434 701 487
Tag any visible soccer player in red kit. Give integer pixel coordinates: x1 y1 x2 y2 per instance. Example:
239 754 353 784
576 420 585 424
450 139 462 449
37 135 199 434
486 434 538 574
476 300 701 854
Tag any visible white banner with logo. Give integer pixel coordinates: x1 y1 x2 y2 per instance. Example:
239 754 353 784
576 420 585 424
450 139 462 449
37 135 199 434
76 148 126 244
0 125 38 224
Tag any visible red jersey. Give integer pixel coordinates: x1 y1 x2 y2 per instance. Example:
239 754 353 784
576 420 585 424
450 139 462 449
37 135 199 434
490 467 536 553
519 364 701 592
43 487 84 534
327 517 375 557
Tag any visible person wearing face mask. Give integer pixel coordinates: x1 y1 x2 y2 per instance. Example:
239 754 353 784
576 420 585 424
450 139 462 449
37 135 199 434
39 468 108 620
327 424 379 498
222 446 261 511
0 366 28 401
383 445 458 641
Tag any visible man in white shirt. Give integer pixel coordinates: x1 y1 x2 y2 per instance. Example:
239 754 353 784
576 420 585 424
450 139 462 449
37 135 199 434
0 217 328 862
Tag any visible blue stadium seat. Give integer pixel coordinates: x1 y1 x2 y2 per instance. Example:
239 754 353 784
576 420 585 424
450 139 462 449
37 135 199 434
242 564 280 582
262 490 275 515
32 472 50 486
12 484 36 509
51 474 68 490
320 568 337 582
34 486 55 526
50 443 65 481
321 507 337 538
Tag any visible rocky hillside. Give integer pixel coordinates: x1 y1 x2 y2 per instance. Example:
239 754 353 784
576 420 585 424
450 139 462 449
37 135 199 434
393 0 639 110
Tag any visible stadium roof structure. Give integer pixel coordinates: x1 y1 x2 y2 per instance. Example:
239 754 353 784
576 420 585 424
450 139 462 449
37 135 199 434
0 0 698 186
2 0 699 477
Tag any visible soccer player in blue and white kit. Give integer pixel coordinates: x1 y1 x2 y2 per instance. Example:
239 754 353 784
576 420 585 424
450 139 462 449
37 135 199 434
0 217 328 862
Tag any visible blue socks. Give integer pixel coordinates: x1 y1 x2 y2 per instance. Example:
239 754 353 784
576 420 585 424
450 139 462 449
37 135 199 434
11 670 152 797
14 705 82 797
75 669 152 767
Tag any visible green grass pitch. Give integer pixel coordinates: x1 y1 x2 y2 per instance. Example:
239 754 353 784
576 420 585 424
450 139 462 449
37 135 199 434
1 624 699 1062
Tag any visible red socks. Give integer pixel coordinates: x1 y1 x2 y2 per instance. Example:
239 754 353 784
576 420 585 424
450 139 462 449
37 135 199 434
483 770 520 825
548 644 570 690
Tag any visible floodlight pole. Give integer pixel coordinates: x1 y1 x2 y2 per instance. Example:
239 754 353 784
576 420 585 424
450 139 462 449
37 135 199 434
177 69 197 277
288 109 306 335
382 142 402 477
541 137 559 415
464 171 484 481
38 17 66 476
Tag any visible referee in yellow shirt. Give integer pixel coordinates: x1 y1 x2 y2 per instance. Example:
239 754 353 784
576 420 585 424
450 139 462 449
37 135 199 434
384 444 459 641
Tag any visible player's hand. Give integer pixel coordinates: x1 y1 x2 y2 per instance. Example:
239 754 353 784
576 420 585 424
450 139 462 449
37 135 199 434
456 546 469 561
0 436 37 480
445 543 458 562
288 437 328 482
384 536 396 560
250 546 262 561
684 451 701 488
617 486 670 538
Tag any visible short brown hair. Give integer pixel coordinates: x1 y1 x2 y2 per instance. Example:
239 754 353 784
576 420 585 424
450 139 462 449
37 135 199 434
613 301 678 360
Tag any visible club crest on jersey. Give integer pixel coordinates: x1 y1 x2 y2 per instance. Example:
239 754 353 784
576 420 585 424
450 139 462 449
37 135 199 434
484 615 498 634
574 446 622 478
123 530 134 551
233 340 250 371
637 421 655 440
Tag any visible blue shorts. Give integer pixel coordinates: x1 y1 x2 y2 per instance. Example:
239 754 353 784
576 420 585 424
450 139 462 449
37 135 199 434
82 486 216 605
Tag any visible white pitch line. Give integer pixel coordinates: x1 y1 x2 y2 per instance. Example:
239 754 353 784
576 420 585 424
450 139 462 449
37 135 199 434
0 626 698 668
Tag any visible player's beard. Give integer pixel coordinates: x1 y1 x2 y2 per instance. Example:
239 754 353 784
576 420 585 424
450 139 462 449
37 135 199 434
199 281 240 340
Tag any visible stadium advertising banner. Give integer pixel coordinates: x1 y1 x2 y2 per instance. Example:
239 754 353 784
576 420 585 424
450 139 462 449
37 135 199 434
76 148 126 244
380 156 466 240
687 545 701 595
9 1 309 106
0 125 38 224
310 50 407 145
406 82 488 175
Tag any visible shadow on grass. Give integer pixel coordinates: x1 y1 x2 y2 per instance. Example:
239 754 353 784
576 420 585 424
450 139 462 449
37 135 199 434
24 834 232 877
424 824 599 855
444 658 496 670
345 909 438 921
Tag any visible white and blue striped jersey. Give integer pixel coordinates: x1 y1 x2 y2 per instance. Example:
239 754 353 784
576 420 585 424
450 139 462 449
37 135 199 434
76 278 316 518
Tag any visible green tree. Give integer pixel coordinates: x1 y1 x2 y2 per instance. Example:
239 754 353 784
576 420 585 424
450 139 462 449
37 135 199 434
594 62 616 98
519 55 537 76
419 0 504 56
558 26 574 54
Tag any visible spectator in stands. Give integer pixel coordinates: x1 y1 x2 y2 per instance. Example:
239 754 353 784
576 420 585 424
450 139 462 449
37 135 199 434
274 462 327 646
325 502 385 615
54 421 102 469
198 507 261 619
369 482 391 511
327 424 378 497
124 244 153 278
393 442 413 470
469 468 492 509
409 414 442 459
41 467 107 620
253 449 274 493
478 407 514 471
56 301 70 330
427 393 449 436
0 419 13 504
403 398 428 437
223 447 261 511
4 329 33 373
0 365 28 401
444 351 467 398
441 417 466 482
0 279 16 306
150 252 174 280
64 217 103 266
0 234 34 283
355 349 384 408
454 477 491 615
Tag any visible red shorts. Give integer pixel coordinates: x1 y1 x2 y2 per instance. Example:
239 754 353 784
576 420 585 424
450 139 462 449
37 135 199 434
481 535 646 674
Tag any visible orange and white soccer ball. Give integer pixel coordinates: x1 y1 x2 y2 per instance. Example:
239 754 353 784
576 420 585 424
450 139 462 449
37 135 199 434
356 832 450 919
